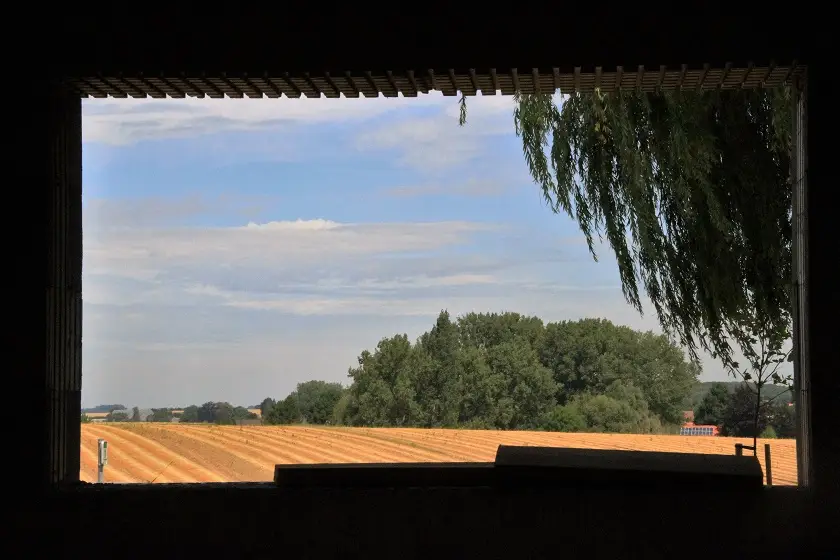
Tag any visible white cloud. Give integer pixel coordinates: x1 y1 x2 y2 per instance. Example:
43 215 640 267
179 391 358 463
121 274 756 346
82 208 661 362
205 290 635 319
82 193 622 320
355 95 516 170
81 196 641 325
83 93 452 145
83 218 500 285
243 218 340 231
82 92 520 174
383 177 511 198
83 194 276 229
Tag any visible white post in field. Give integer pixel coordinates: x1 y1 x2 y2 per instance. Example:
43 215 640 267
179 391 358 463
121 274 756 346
97 439 108 483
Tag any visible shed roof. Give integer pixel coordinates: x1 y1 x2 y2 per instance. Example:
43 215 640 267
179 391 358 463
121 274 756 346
69 63 804 99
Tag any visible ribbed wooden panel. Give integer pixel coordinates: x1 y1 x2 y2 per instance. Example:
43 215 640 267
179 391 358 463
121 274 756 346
791 74 811 489
45 89 83 485
68 64 805 99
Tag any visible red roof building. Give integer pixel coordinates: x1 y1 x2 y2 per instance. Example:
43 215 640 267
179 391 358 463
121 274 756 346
680 423 720 436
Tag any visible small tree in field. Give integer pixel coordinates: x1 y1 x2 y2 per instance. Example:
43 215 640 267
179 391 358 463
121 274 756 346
724 310 792 456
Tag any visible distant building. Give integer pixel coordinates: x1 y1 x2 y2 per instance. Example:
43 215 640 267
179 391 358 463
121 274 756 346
679 422 719 436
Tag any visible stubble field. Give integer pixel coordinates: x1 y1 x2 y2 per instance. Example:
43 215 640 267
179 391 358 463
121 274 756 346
80 423 796 485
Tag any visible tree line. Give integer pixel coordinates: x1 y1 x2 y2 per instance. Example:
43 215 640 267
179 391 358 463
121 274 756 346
81 404 126 414
176 402 258 424
261 311 702 434
91 402 259 424
83 311 794 438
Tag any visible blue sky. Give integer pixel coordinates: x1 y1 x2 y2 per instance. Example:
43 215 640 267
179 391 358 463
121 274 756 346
81 93 735 408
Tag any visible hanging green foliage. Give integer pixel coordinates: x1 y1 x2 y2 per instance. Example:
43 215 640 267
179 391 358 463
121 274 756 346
504 88 792 368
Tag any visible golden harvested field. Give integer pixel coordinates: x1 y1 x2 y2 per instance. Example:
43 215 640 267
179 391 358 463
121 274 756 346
80 424 797 485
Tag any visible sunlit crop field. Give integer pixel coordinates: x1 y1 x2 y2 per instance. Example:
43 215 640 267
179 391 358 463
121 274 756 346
80 424 796 485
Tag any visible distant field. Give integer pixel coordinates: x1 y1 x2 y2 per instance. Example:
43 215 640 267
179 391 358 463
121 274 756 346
80 424 797 485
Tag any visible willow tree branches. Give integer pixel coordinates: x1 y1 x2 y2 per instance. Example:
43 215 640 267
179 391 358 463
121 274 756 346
504 88 792 369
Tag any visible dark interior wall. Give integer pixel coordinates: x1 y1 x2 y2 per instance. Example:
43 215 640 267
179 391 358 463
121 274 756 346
13 86 82 489
801 65 840 506
48 9 807 73
16 485 820 558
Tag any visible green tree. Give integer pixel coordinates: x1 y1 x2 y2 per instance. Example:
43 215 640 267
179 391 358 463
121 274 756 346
458 311 545 351
131 406 141 422
455 345 502 426
231 406 258 422
213 403 237 425
296 381 346 424
629 331 700 424
485 339 556 429
197 402 216 423
539 319 632 396
769 402 796 438
484 89 792 373
80 413 91 423
342 311 699 432
724 312 793 454
694 383 730 427
555 381 663 434
570 392 662 434
332 392 352 425
415 310 463 427
267 394 301 425
722 384 771 438
180 405 199 423
346 334 423 427
185 401 250 424
538 318 698 423
571 394 633 433
259 398 276 419
107 410 130 422
150 408 173 422
539 405 587 432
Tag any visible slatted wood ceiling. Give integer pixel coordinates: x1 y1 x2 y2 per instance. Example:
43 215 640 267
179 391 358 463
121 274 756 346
70 63 804 99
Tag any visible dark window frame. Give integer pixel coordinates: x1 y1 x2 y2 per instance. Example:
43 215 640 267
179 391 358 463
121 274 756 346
42 66 814 494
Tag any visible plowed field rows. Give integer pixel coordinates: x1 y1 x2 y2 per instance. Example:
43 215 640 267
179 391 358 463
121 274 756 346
80 424 797 485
